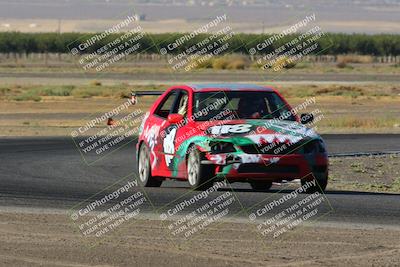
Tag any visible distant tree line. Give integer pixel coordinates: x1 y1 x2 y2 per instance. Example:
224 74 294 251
0 32 398 56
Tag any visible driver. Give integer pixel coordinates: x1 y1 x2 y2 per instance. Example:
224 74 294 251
237 96 267 119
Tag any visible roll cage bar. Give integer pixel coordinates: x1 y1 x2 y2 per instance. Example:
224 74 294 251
130 91 164 105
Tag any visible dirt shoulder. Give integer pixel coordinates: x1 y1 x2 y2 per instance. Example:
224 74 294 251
0 211 399 267
328 155 400 193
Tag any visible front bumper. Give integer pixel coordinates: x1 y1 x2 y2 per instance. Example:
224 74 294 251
202 152 328 181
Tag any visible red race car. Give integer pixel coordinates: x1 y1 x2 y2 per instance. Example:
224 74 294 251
135 84 328 193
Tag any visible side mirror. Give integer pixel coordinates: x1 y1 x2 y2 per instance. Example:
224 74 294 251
167 113 184 124
300 113 314 124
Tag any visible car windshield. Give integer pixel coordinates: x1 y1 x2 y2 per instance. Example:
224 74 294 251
193 91 296 121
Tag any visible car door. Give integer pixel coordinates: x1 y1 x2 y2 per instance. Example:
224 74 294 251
157 89 189 176
167 89 190 175
151 90 179 175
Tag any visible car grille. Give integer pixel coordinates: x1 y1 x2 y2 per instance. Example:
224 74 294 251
237 164 299 174
240 143 301 155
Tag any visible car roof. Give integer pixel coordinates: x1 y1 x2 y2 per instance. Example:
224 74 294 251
186 83 275 92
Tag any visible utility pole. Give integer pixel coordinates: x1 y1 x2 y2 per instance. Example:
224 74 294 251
57 18 61 34
262 21 265 34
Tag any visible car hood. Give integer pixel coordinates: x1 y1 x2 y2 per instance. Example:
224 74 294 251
195 119 320 145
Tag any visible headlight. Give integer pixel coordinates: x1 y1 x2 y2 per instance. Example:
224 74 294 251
209 142 236 154
302 140 326 154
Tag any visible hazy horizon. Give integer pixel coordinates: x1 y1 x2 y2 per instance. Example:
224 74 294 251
0 0 399 33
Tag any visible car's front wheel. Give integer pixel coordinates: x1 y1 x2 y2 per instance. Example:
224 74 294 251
301 173 328 193
187 148 214 190
250 181 273 191
138 144 162 187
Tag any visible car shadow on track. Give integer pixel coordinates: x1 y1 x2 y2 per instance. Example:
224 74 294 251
216 188 400 196
160 181 400 196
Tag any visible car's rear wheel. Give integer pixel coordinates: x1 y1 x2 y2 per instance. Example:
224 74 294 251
250 181 273 191
138 144 162 187
301 173 328 193
187 148 214 190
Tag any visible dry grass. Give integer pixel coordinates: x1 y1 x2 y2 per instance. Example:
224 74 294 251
322 116 399 129
315 86 364 97
190 55 251 70
272 56 297 70
191 55 297 71
4 83 396 102
1 54 400 76
1 84 166 101
337 54 374 64
278 84 400 98
0 83 399 135
336 61 352 69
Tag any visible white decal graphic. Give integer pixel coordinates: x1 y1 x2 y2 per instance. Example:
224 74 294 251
209 124 252 135
270 122 318 138
163 128 177 167
232 163 240 169
240 154 262 163
209 154 226 165
247 134 302 145
269 157 280 164
138 112 149 135
143 124 160 169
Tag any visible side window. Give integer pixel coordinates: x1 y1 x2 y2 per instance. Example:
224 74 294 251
155 91 177 118
174 91 189 117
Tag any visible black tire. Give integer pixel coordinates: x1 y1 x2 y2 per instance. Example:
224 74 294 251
301 173 328 193
137 144 162 187
250 181 273 192
187 148 215 190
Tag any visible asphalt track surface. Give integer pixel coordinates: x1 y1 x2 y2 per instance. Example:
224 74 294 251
2 72 400 83
1 134 399 226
